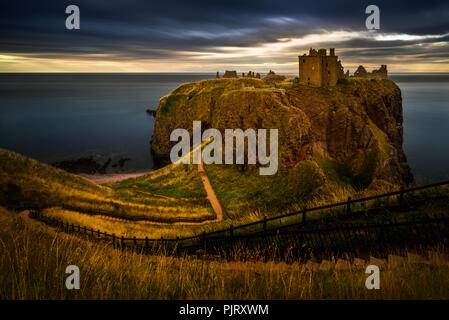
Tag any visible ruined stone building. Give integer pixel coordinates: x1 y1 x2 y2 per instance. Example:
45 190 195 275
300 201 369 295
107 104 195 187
263 70 286 83
353 65 388 80
242 71 261 78
223 70 238 78
217 70 261 79
298 48 388 86
298 48 345 86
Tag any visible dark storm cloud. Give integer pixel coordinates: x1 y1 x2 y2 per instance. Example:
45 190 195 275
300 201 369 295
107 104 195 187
0 0 448 69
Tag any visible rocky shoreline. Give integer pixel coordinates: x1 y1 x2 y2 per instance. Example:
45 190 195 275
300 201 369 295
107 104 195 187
51 155 132 174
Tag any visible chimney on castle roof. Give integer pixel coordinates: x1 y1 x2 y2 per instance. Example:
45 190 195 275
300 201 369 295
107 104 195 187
330 48 335 56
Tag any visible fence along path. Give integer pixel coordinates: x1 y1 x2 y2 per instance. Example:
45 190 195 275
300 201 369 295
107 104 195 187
29 180 449 258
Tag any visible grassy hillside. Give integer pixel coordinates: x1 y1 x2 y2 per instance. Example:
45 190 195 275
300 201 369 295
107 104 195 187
204 161 328 219
1 206 448 299
2 147 446 241
0 149 213 223
0 148 111 210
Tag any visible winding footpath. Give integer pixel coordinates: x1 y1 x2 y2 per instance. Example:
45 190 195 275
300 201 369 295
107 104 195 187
197 152 223 223
96 156 224 225
74 148 223 225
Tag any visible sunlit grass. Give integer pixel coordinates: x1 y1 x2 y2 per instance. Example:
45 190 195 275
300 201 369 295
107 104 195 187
0 148 213 223
1 206 448 300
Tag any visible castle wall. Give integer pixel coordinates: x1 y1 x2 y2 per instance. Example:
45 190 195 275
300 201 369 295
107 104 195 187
298 48 341 87
298 48 386 87
322 56 339 86
223 70 238 78
298 56 323 86
353 65 388 80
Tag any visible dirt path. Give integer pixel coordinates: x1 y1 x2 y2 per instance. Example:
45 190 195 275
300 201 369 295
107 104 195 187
198 153 224 222
82 157 223 226
75 153 223 225
74 146 224 225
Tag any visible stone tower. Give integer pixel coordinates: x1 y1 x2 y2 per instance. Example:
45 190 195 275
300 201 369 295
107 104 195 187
298 48 345 86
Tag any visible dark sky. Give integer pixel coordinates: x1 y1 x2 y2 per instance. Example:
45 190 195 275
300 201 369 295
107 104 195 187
1 0 448 72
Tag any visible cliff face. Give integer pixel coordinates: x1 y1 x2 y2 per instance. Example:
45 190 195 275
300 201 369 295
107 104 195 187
152 78 412 189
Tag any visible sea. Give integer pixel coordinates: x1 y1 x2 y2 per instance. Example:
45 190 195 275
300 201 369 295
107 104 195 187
0 73 448 182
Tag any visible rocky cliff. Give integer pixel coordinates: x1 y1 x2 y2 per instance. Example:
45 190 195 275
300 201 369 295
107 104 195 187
151 77 412 189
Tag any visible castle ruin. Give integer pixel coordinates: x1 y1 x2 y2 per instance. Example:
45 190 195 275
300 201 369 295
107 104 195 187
222 70 238 78
298 48 345 86
215 49 386 87
298 48 387 87
217 70 261 79
353 65 388 80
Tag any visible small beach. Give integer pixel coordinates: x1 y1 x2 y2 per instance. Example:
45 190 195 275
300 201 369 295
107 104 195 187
77 171 149 184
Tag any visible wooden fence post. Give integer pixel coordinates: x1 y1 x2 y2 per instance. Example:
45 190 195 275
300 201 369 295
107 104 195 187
201 232 206 250
97 229 100 237
121 236 124 249
112 233 116 248
399 186 405 207
145 237 149 250
133 236 137 248
91 228 94 236
230 225 234 238
346 197 351 215
302 207 307 223
263 217 267 232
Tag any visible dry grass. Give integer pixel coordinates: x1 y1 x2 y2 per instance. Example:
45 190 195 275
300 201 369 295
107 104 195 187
1 206 448 299
43 208 202 239
0 148 213 223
